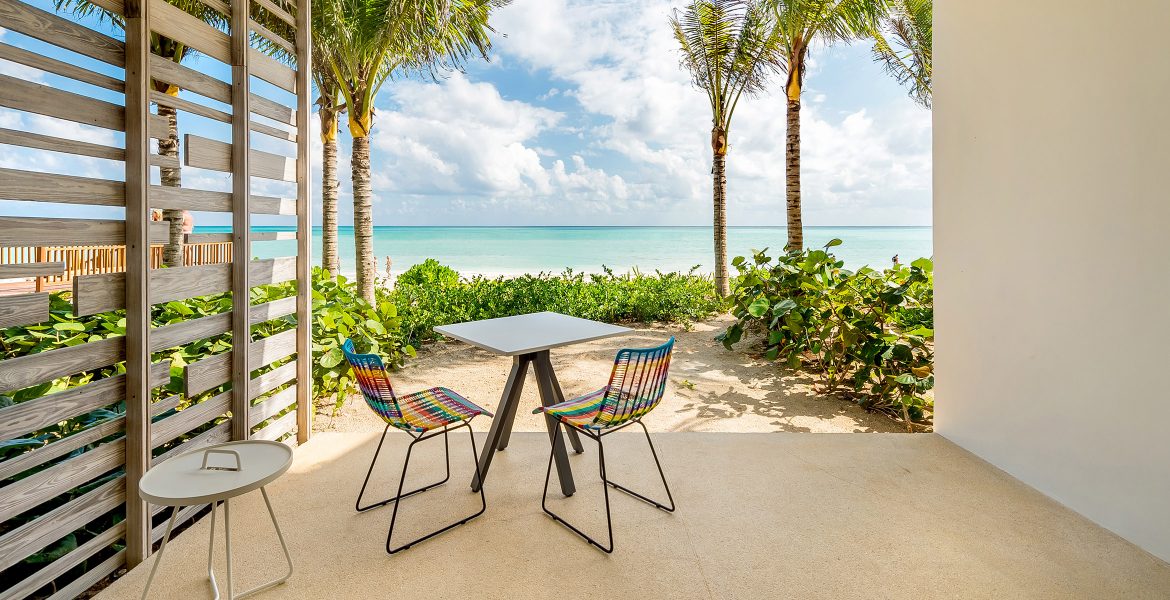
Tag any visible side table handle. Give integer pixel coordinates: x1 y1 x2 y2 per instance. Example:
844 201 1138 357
200 448 242 471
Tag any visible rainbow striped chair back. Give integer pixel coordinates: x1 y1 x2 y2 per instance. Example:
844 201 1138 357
594 337 675 428
342 339 405 428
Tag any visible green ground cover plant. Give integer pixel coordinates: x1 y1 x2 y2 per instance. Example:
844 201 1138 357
718 241 935 429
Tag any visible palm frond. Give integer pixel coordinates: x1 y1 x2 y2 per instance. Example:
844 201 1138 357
871 0 931 107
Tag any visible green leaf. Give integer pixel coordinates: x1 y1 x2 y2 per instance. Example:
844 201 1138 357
318 347 344 369
824 238 843 249
52 322 86 332
747 297 770 317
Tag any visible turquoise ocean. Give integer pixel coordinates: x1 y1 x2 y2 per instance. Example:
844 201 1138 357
199 226 933 277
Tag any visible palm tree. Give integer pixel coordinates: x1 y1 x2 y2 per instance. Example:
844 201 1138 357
671 0 782 297
319 0 503 301
871 0 931 108
55 0 228 267
765 0 886 251
311 3 345 277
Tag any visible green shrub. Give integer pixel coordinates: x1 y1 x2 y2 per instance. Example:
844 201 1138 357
396 258 461 288
718 241 934 429
390 264 720 346
309 268 414 413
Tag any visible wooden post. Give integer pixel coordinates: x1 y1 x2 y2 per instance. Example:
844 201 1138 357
34 246 45 292
123 0 152 567
294 0 312 443
230 0 252 441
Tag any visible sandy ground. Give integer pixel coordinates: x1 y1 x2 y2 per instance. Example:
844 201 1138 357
323 314 903 435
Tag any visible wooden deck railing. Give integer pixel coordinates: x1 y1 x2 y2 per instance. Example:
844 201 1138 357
0 242 234 293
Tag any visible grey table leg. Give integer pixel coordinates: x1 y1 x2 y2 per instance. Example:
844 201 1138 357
495 355 530 451
471 355 530 491
140 507 180 600
534 351 576 497
540 354 585 454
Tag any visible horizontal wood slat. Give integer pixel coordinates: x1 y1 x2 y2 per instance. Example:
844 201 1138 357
0 216 168 247
0 362 169 442
149 188 296 215
0 168 122 207
185 328 297 397
249 48 297 93
0 0 125 67
151 394 183 418
250 18 294 54
151 90 231 124
0 76 162 138
185 134 296 182
0 417 122 482
0 74 124 131
252 0 296 28
0 439 124 524
149 0 229 64
151 420 230 466
0 127 123 162
151 311 231 351
0 292 48 328
149 55 296 127
250 94 296 127
0 41 123 92
0 476 124 572
250 295 298 323
151 390 230 447
252 231 297 241
0 262 65 278
44 549 124 600
149 186 230 212
0 336 123 396
250 383 296 424
252 195 297 215
249 359 297 398
185 233 231 243
0 522 124 600
73 257 297 316
252 409 296 441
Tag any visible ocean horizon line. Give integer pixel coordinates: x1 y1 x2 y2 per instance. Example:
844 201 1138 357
196 224 934 231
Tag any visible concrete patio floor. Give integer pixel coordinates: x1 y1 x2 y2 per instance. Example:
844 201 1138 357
98 431 1170 599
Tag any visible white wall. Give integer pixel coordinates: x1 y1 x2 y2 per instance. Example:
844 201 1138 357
934 0 1170 562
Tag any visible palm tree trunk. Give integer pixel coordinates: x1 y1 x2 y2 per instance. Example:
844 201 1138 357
320 106 340 277
157 103 185 267
712 149 730 297
785 98 803 252
351 134 375 302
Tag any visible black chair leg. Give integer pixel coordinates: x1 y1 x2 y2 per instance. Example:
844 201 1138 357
602 420 676 512
542 430 614 553
356 423 450 512
386 422 488 554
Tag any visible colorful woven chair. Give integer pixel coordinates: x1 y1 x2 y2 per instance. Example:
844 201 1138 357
533 337 677 553
342 338 492 554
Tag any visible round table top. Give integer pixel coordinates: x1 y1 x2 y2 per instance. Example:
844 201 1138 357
139 440 293 506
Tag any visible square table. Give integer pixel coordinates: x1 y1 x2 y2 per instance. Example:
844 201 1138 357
434 311 631 496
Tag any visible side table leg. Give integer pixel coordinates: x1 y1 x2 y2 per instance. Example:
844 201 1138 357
140 507 180 600
208 501 221 600
224 498 233 600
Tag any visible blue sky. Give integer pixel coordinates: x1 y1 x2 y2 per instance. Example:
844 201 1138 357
0 0 932 227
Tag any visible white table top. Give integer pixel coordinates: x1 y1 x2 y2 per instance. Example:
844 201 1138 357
139 440 293 506
434 311 632 356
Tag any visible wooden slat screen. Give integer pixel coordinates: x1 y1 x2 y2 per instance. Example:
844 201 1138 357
0 0 311 596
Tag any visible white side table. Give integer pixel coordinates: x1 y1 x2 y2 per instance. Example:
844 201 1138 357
138 440 294 600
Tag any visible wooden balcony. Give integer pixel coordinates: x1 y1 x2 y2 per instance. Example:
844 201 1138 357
0 241 234 295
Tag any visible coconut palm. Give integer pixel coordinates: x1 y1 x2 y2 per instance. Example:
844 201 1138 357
249 0 345 277
871 0 931 108
671 0 783 297
318 0 503 301
316 71 344 277
55 0 228 267
764 0 886 251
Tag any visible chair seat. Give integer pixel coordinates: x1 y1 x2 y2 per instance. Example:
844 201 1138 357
391 387 492 432
534 387 624 431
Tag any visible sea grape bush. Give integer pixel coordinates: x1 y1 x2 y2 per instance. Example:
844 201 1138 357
718 240 935 429
388 264 721 346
